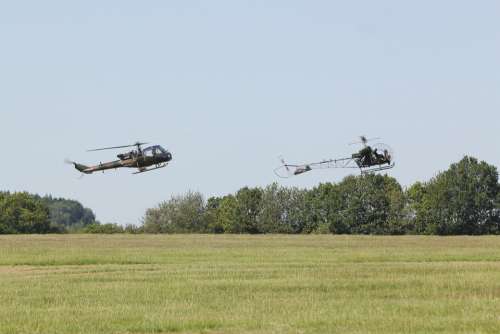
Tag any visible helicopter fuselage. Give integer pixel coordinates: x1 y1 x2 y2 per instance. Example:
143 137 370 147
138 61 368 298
71 145 172 174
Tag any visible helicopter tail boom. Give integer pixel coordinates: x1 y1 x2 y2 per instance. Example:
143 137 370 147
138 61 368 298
66 160 92 174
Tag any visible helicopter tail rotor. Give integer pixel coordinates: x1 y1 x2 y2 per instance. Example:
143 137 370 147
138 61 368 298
274 156 293 178
274 156 315 178
65 159 90 174
279 156 290 173
65 160 86 179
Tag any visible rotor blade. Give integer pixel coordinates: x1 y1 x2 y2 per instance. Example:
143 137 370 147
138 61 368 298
278 156 290 172
87 142 149 152
87 145 136 152
349 137 381 145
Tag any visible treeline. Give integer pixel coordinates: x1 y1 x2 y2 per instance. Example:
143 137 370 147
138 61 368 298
0 192 53 234
40 195 97 232
143 156 500 235
2 156 500 235
41 196 144 233
0 194 100 233
0 192 145 234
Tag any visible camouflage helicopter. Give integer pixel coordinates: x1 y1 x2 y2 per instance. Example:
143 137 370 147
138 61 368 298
274 136 394 178
66 142 172 175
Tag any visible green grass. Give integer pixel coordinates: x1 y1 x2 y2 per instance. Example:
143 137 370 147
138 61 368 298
1 235 500 333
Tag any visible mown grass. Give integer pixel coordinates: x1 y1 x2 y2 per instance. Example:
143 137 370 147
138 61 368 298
1 235 500 333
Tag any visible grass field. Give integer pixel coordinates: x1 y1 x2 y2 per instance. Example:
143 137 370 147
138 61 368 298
1 235 500 334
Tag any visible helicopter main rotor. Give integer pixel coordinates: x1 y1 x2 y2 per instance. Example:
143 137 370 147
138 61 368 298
348 136 380 147
87 142 149 152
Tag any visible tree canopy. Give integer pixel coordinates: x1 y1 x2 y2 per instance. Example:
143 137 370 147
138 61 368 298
2 156 500 235
0 192 52 234
407 156 500 235
142 157 500 235
0 193 98 234
40 196 97 231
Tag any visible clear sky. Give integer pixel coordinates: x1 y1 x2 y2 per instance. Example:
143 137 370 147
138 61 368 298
1 1 499 224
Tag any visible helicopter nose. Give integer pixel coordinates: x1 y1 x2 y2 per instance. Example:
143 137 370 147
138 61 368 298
166 152 172 161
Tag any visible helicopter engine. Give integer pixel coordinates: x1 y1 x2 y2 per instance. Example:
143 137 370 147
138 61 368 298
117 151 135 160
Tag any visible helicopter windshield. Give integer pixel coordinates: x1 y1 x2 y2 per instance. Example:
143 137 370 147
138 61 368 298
143 145 167 157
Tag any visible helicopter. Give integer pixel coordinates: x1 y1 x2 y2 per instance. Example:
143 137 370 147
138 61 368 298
274 136 394 178
66 142 172 175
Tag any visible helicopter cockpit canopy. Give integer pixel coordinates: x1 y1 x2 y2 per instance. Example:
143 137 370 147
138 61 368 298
143 145 168 157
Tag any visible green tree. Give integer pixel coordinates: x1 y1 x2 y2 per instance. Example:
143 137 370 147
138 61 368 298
285 187 309 233
335 174 405 234
404 182 427 233
412 157 500 235
258 183 307 233
303 183 343 234
204 197 225 233
234 187 263 233
216 195 238 233
40 196 96 231
0 192 51 234
143 191 206 233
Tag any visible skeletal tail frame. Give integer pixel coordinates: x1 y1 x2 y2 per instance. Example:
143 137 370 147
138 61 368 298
274 157 394 178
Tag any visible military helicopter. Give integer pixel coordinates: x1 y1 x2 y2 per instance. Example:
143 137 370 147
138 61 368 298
274 136 394 178
66 142 172 175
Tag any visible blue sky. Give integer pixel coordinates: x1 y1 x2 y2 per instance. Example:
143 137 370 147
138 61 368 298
1 1 499 224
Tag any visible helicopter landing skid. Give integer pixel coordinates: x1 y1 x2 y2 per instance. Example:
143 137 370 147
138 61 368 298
133 163 168 174
360 163 395 175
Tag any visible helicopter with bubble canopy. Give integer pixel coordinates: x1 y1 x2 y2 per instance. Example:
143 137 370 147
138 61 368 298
66 142 172 175
274 136 394 178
